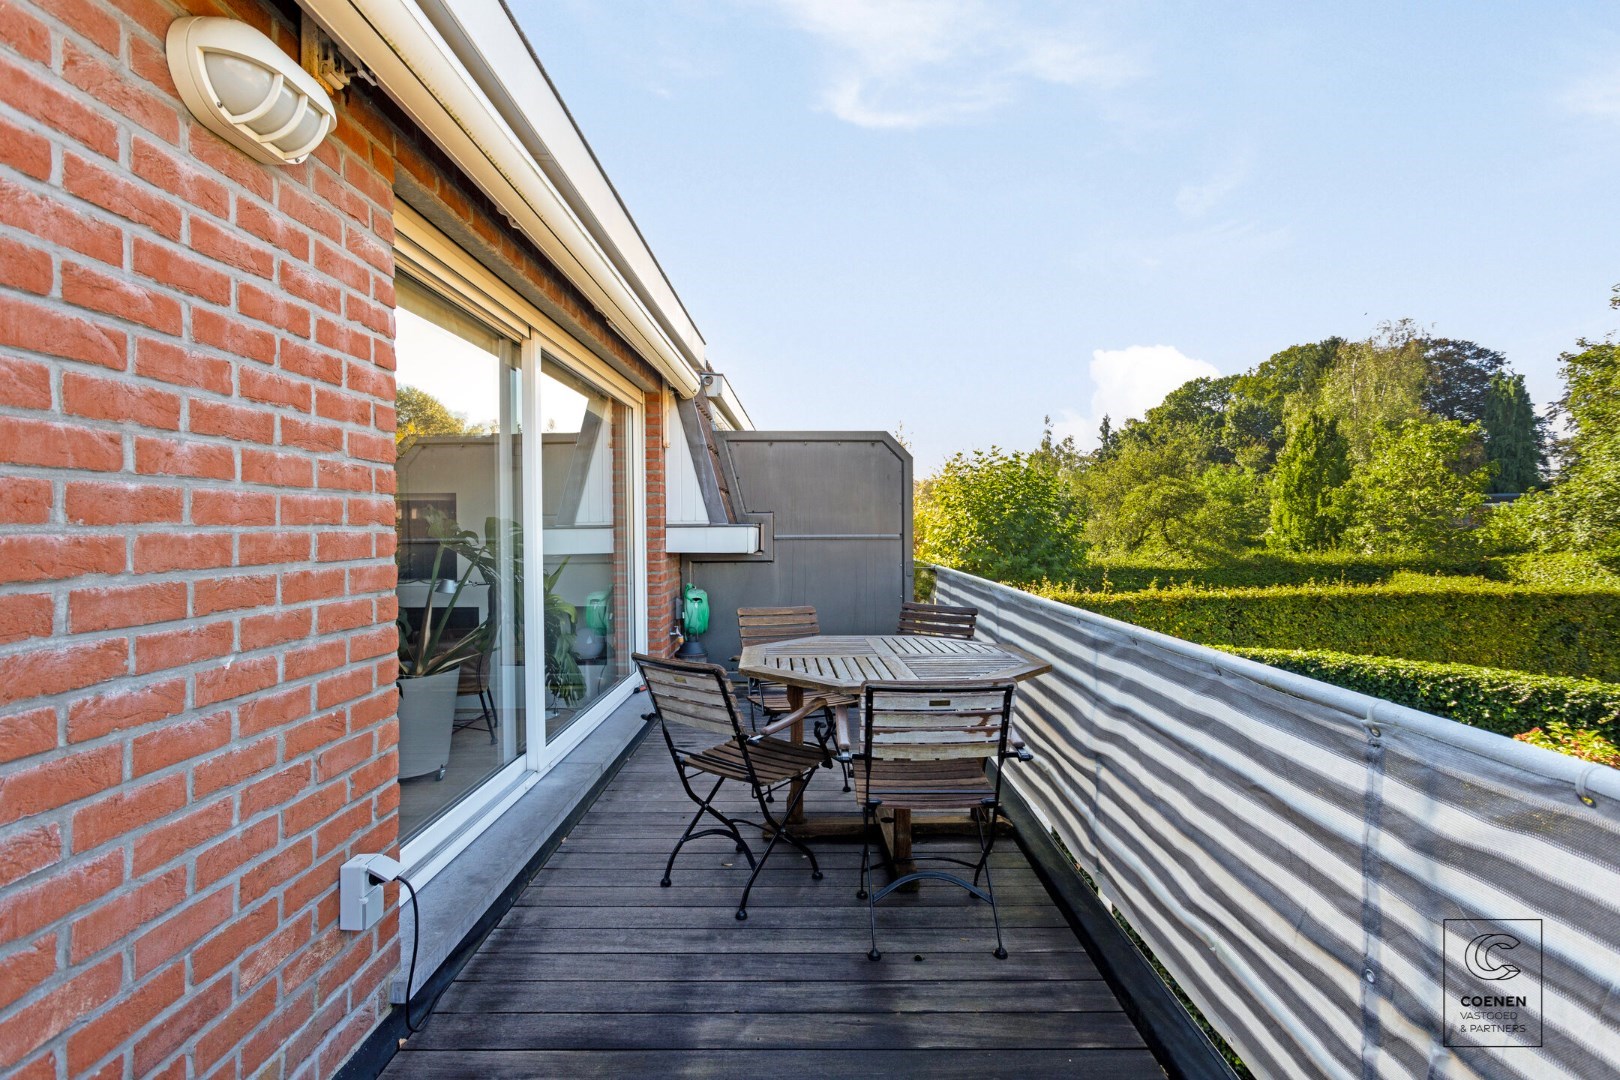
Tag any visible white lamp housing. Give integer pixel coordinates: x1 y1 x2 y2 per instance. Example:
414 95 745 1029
167 17 336 166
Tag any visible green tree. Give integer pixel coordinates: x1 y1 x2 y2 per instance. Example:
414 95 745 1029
1421 338 1506 423
1227 337 1344 460
915 446 1088 583
1481 372 1543 493
1309 320 1427 463
1268 411 1353 551
1345 419 1492 553
396 385 491 447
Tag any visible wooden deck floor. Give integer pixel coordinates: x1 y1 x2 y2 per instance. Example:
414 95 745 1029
383 724 1163 1078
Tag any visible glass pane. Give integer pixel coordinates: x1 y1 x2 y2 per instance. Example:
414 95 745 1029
540 359 629 740
394 274 526 842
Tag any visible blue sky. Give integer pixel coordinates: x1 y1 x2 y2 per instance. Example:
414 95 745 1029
510 1 1620 471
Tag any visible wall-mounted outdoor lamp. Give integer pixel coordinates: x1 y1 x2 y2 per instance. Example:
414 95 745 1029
166 16 336 166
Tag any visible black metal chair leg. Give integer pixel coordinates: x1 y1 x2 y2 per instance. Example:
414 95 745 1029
737 770 819 921
662 775 733 886
974 806 1008 959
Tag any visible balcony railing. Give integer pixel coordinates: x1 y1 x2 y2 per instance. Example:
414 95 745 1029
935 566 1620 1079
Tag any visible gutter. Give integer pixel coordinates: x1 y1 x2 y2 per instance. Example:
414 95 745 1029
305 0 704 398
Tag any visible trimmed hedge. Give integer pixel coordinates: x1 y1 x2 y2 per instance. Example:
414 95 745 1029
1059 551 1620 593
1223 647 1620 741
1040 578 1620 682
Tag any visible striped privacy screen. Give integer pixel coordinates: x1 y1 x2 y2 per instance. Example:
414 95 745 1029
935 567 1620 1080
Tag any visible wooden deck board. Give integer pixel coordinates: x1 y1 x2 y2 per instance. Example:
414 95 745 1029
382 730 1162 1078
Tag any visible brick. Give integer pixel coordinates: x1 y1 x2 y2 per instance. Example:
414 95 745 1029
0 825 60 890
193 307 275 364
66 679 186 743
62 39 179 143
238 530 308 566
0 295 126 370
284 709 346 758
195 977 276 1070
193 900 279 983
347 563 396 594
0 933 56 1012
134 620 233 674
132 712 230 779
130 138 230 220
193 655 279 708
193 573 275 615
62 152 183 241
0 234 52 296
345 292 392 336
239 608 310 650
314 387 368 424
240 834 311 905
0 594 51 646
0 706 55 765
241 986 312 1077
235 196 309 259
0 954 120 1068
191 490 275 528
315 731 374 786
241 448 313 488
63 262 183 335
195 814 278 895
280 416 344 453
131 793 232 874
0 55 118 160
0 638 128 711
0 848 121 944
193 738 277 801
129 973 230 1075
62 373 182 432
134 437 235 481
133 338 232 395
0 114 48 185
68 866 186 963
283 641 344 683
188 399 275 444
36 0 122 58
322 320 373 363
277 184 342 243
344 358 392 398
315 458 371 492
241 366 313 411
345 221 392 273
317 598 372 634
69 582 186 633
188 216 273 280
0 482 49 531
316 667 372 711
281 494 344 526
315 530 370 562
0 356 50 410
239 280 311 337
71 774 185 853
311 240 369 293
347 750 396 801
132 531 232 572
0 416 122 472
282 568 344 604
64 481 182 526
65 964 184 1078
282 849 344 918
133 237 232 305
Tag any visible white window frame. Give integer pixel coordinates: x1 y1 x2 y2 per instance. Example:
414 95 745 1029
393 205 650 885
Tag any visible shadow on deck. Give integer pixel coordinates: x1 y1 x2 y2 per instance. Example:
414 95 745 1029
383 725 1163 1078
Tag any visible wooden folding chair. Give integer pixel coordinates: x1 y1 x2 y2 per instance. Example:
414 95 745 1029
853 680 1030 960
634 653 832 921
735 606 858 790
896 600 978 640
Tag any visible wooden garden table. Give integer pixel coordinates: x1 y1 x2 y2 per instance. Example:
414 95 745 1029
737 634 1051 880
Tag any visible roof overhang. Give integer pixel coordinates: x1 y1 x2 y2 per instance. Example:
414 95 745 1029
304 0 715 400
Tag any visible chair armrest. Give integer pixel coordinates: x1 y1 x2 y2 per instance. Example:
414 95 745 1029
750 695 828 741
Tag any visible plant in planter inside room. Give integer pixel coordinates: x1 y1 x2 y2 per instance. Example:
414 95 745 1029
543 559 584 708
395 535 489 780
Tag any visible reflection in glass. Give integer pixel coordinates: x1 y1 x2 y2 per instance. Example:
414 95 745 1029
540 360 629 740
393 274 524 842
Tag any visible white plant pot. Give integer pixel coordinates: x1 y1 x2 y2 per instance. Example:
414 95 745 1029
397 667 461 780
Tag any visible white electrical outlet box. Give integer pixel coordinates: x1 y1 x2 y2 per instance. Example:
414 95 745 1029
340 854 399 932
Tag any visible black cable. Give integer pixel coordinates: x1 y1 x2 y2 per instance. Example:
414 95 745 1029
395 874 454 1036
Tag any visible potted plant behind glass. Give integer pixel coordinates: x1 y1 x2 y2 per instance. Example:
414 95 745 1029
396 536 488 780
543 559 584 712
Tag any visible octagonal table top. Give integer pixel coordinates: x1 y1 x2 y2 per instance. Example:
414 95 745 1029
737 633 1052 695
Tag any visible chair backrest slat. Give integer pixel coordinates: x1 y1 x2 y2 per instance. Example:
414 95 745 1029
897 601 977 640
738 606 820 649
635 654 743 739
862 681 1014 763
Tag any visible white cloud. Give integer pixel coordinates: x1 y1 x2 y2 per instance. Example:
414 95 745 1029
767 0 1142 129
1561 67 1620 121
1052 344 1220 449
1174 153 1251 218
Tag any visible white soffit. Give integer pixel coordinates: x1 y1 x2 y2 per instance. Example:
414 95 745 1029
306 0 703 397
665 525 761 555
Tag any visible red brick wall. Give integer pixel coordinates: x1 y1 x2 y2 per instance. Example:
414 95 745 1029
0 0 678 1075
